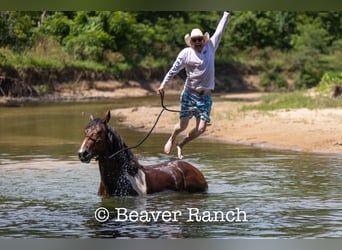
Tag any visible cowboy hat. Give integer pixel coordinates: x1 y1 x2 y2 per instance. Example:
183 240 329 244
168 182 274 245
184 28 210 47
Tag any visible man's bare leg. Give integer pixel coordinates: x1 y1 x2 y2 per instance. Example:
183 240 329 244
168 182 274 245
176 119 207 159
164 117 190 154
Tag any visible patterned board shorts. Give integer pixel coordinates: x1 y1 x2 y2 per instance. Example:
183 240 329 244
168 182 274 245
180 88 213 123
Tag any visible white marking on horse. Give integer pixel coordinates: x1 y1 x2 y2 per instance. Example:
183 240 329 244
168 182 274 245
128 169 147 195
79 138 87 153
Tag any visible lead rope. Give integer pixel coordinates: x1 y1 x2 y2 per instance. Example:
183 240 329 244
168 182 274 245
107 91 194 159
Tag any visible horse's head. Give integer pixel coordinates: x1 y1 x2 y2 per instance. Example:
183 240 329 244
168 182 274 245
78 111 111 163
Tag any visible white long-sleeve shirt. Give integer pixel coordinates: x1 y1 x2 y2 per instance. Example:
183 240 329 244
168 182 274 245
161 11 230 91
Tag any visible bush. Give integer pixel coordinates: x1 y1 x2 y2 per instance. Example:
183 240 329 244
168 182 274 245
255 48 289 91
64 30 112 62
259 65 288 91
316 71 342 95
291 48 326 89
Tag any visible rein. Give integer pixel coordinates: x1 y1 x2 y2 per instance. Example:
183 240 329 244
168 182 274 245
159 90 194 113
107 91 194 159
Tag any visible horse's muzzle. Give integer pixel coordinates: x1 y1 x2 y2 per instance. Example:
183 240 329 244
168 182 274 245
78 151 92 163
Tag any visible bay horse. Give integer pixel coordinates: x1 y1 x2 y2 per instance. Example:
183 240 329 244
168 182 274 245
78 111 208 197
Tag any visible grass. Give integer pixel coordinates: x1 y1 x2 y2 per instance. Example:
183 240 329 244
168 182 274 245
242 91 342 111
0 41 113 73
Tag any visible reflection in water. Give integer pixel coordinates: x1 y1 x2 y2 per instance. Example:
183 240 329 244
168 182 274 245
0 100 341 238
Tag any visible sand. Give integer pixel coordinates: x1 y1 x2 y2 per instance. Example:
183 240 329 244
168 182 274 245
111 92 342 155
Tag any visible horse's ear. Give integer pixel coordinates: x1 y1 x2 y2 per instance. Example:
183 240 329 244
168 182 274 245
89 114 94 121
103 110 111 124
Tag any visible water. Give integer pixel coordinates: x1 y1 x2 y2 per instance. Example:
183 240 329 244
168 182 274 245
0 98 341 238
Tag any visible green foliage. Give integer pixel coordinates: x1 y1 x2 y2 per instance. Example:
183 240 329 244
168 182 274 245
254 48 289 91
290 48 324 89
243 91 342 111
39 12 71 43
286 13 342 89
290 16 331 53
226 11 296 50
64 30 112 61
0 11 37 49
259 65 288 91
28 35 69 64
0 47 20 66
1 10 342 90
316 71 342 95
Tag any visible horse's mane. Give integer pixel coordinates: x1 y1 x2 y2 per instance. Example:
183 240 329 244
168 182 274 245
105 123 141 176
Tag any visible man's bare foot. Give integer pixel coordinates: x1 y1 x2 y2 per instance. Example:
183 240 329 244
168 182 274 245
177 144 184 159
164 139 173 154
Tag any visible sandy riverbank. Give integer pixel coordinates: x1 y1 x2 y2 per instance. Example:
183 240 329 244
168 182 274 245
112 92 342 155
2 85 341 155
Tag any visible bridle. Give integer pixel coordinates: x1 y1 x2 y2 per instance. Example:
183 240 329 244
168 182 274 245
84 124 105 145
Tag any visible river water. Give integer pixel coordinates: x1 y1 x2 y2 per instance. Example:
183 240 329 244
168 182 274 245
0 98 341 238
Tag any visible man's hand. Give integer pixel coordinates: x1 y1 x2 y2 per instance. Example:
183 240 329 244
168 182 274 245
157 86 164 95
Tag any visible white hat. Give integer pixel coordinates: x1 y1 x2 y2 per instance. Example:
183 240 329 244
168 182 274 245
184 28 210 47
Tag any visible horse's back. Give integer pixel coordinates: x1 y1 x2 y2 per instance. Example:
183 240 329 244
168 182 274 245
142 160 208 193
175 160 208 193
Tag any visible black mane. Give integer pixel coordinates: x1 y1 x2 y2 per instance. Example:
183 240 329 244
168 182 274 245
104 124 141 176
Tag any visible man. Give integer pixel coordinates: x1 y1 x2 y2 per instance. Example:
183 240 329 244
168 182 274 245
157 11 231 159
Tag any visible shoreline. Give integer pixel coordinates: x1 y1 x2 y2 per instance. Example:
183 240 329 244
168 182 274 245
0 86 154 107
111 92 342 155
2 90 342 155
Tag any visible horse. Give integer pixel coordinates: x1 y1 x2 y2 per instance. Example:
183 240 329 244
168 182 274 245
78 111 208 197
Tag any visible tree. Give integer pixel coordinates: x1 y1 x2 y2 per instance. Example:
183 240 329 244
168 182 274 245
0 11 36 49
290 15 331 53
39 12 71 43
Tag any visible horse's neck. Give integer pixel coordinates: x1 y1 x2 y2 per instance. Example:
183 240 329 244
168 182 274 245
97 126 142 196
98 158 137 196
105 126 140 175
